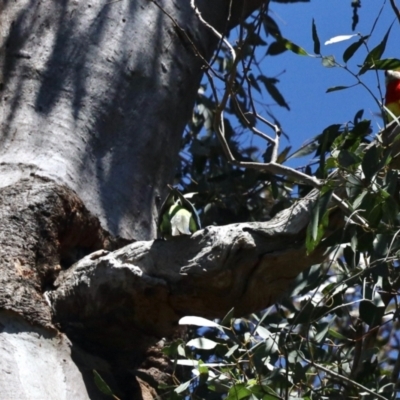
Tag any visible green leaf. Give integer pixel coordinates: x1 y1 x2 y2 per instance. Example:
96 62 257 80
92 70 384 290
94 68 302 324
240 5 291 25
248 74 261 93
290 301 316 324
276 145 292 163
326 85 353 93
225 344 239 358
220 307 235 327
258 76 290 110
343 35 369 63
325 34 357 45
281 37 308 55
360 193 383 228
173 207 192 234
197 360 209 385
179 316 224 331
93 370 115 397
362 145 380 182
338 149 361 168
262 15 281 37
328 328 348 340
159 186 201 237
373 233 391 258
381 195 398 224
306 190 332 253
175 380 191 394
353 109 364 124
351 119 371 138
176 359 199 366
311 19 320 55
287 139 318 160
359 23 393 75
314 321 331 344
254 325 272 340
162 339 185 357
359 290 385 326
368 58 400 71
226 383 252 400
322 55 336 68
266 41 287 56
186 338 218 350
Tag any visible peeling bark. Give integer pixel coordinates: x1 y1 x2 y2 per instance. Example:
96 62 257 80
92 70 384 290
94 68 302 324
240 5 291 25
0 176 130 398
0 176 119 327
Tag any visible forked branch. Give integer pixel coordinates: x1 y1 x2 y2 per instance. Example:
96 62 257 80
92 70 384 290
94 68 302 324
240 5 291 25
192 1 373 229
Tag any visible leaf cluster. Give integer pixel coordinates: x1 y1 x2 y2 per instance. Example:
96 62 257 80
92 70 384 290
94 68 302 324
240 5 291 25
164 2 400 400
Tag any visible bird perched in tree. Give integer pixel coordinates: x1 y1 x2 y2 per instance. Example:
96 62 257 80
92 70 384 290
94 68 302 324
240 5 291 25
159 185 201 238
385 68 400 122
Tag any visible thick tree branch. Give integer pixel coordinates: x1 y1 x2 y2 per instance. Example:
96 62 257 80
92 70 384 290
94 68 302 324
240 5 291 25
48 188 330 348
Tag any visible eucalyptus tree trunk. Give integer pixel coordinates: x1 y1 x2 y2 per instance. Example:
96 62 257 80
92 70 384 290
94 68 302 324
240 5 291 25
0 0 324 398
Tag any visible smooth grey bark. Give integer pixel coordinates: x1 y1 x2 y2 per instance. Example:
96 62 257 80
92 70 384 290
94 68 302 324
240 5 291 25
0 0 232 240
0 312 90 400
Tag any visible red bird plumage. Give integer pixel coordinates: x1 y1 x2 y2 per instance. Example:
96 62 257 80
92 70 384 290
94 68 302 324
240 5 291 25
385 69 400 121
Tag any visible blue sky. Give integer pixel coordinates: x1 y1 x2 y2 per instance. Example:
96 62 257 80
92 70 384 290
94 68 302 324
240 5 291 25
244 0 400 167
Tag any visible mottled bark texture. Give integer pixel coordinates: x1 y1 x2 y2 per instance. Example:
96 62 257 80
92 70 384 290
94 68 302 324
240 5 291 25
0 176 113 328
49 190 326 346
0 176 129 398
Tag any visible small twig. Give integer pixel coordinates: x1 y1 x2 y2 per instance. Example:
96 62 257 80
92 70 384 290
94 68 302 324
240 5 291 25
349 320 363 380
190 0 236 61
331 193 370 228
206 70 220 105
252 112 282 162
301 357 388 400
192 0 314 183
194 0 374 229
232 159 322 187
232 97 276 144
208 0 233 68
239 9 264 92
385 227 400 263
389 0 400 25
254 113 281 133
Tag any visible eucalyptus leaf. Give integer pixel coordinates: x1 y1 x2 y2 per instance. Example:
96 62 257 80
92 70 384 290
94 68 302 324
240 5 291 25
343 35 369 63
179 316 224 331
326 85 353 93
93 370 115 397
311 19 320 55
258 76 290 110
369 58 400 71
325 34 357 45
174 380 191 394
359 23 394 75
186 338 218 350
